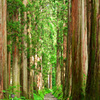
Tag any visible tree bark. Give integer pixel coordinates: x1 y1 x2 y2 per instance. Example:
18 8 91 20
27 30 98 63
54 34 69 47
85 0 100 100
0 0 7 98
63 27 67 93
72 0 84 99
12 19 20 98
12 42 20 97
2 0 7 98
56 29 61 86
0 0 4 98
81 0 88 93
22 0 28 98
27 11 34 99
64 0 72 99
12 13 20 98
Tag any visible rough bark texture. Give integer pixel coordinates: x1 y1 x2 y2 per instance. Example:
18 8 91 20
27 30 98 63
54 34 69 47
56 29 61 86
64 0 72 99
0 0 3 98
96 1 100 97
27 11 34 99
12 43 20 97
22 0 28 98
86 0 100 100
0 0 7 98
12 12 20 98
82 0 88 86
72 0 83 99
2 0 7 97
87 0 92 57
96 0 100 98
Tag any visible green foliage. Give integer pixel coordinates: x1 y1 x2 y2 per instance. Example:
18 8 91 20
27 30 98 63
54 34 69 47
7 0 68 99
38 88 52 99
34 93 43 100
52 86 63 100
3 87 51 100
33 88 52 100
3 86 21 99
52 67 56 87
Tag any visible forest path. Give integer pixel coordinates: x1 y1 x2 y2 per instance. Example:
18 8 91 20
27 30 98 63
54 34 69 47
44 93 58 100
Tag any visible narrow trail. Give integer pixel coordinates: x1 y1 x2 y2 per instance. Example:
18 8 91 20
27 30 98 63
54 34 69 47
44 93 58 100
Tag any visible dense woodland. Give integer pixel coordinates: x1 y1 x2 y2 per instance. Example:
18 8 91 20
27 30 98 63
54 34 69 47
0 0 100 100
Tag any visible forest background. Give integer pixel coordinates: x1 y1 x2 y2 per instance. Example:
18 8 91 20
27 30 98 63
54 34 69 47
0 0 100 100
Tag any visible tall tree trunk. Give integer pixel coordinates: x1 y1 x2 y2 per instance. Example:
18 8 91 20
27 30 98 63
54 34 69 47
0 0 7 98
81 0 88 93
12 13 20 98
2 0 7 98
56 29 61 86
27 11 34 99
72 0 84 99
85 0 100 100
12 43 20 97
56 4 61 86
96 1 100 98
0 0 3 98
64 0 72 99
22 0 28 98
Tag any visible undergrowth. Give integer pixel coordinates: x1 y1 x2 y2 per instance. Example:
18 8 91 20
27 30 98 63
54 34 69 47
52 86 63 100
52 86 73 100
34 88 52 100
3 88 52 100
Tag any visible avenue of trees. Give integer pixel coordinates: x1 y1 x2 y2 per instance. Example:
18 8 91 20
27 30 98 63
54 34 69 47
0 0 100 100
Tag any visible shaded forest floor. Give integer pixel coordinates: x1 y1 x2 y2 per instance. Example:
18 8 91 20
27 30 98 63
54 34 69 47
44 93 58 100
33 86 63 100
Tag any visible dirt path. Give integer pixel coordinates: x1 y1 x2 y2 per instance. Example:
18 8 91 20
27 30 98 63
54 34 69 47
44 93 58 100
